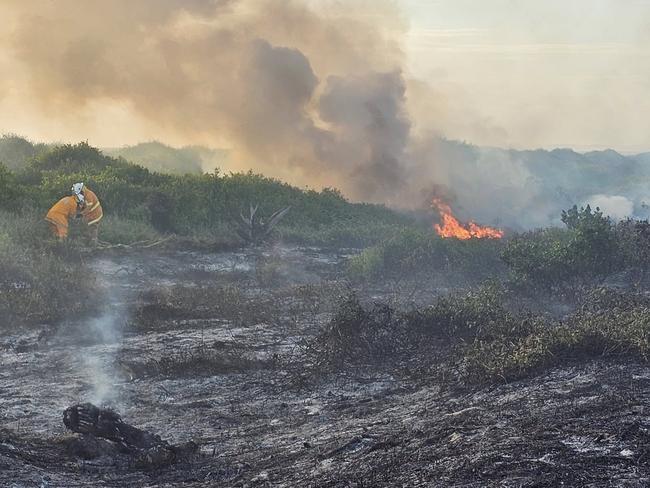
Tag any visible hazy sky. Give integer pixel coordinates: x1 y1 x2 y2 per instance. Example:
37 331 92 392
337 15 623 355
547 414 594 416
1 0 649 152
402 0 650 151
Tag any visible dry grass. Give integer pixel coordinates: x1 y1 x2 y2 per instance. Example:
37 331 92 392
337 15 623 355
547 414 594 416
305 286 650 385
118 345 274 379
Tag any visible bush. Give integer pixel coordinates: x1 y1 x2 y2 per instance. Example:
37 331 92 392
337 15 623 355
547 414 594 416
147 191 175 233
0 134 48 170
462 288 650 383
501 227 574 287
616 218 650 274
347 246 384 280
0 163 20 211
306 293 402 370
348 229 506 284
0 211 100 327
561 204 619 275
503 205 621 290
308 284 650 385
403 283 530 341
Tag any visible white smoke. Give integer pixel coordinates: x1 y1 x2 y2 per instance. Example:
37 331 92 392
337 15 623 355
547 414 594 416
582 194 634 221
78 290 127 406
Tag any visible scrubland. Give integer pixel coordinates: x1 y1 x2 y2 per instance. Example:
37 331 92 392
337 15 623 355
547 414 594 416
2 137 650 486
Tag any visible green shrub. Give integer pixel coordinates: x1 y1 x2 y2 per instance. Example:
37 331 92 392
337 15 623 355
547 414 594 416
5 142 415 247
403 283 527 341
347 246 384 280
0 163 20 211
98 215 161 244
562 204 619 275
309 284 650 384
462 288 650 383
503 205 621 289
348 229 505 283
0 210 59 254
0 211 100 327
147 191 175 233
501 227 574 287
0 134 48 170
615 218 650 274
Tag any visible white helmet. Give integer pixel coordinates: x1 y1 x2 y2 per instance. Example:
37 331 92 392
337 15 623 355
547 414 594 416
71 182 84 195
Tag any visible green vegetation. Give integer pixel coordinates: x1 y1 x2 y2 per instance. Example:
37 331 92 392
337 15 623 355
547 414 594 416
503 205 650 290
334 204 650 384
350 205 650 292
0 163 20 210
0 210 99 328
0 135 416 328
0 137 415 247
503 205 618 288
347 228 506 284
0 134 49 170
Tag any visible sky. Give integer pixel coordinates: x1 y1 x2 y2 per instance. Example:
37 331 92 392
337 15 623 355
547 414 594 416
402 0 650 151
0 0 649 152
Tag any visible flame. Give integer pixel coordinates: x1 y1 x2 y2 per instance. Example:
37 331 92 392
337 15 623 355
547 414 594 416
432 197 504 240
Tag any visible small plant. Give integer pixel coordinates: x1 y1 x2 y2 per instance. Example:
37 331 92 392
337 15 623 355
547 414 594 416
306 293 403 371
234 204 290 245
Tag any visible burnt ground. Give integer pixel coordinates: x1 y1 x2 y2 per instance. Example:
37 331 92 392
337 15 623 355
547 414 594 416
1 246 650 487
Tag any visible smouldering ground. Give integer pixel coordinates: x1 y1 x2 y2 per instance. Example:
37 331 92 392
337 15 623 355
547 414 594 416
1 247 650 487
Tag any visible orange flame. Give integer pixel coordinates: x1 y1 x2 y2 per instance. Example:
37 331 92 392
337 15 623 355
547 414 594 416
432 197 504 240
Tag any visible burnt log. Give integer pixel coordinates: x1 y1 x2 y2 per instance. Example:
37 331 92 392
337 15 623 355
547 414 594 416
64 403 165 449
63 403 197 469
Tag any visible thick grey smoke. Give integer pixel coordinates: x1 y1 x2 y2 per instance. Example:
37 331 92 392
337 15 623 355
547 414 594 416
319 71 411 203
2 0 412 203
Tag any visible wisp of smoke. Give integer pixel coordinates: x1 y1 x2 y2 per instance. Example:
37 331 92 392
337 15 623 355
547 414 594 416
79 292 127 406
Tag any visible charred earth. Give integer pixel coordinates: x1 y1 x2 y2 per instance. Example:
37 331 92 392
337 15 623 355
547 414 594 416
1 246 650 486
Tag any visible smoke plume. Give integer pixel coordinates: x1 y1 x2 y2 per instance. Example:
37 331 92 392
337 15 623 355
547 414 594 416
2 0 649 228
1 0 416 202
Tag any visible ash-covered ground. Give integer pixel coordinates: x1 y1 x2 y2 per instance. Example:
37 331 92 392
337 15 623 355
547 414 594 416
2 247 650 487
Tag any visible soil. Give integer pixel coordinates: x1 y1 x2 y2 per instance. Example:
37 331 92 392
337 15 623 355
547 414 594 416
1 246 649 487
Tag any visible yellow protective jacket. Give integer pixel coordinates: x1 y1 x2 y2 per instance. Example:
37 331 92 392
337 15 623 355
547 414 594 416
45 196 79 238
79 187 103 226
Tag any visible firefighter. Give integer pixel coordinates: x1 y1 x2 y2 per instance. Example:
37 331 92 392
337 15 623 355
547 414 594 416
45 183 103 242
72 182 103 242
